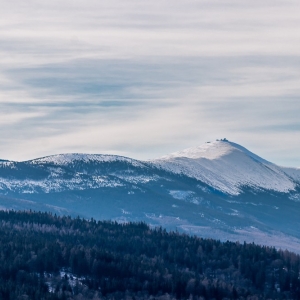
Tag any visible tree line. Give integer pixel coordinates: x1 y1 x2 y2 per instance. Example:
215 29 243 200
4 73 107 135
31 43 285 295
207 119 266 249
0 210 299 299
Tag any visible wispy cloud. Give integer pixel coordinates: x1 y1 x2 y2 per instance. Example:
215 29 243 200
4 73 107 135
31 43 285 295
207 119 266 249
0 0 299 166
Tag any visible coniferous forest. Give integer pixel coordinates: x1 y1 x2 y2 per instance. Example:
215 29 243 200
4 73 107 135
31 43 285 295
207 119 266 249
0 211 299 299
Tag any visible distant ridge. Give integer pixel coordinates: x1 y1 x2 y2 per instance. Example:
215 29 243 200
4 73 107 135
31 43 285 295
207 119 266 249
1 140 300 196
27 153 146 167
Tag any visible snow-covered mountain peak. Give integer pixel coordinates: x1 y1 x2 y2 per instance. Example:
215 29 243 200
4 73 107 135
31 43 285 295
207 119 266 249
153 140 298 195
160 140 270 164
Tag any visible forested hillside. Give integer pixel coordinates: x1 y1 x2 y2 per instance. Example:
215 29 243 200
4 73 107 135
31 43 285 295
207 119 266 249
0 210 299 299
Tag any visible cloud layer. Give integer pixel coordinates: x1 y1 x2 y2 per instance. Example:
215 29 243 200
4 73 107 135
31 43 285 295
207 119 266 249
0 0 300 166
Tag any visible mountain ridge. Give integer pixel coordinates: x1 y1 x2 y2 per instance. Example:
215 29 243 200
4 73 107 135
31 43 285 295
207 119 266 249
1 140 299 196
0 139 300 253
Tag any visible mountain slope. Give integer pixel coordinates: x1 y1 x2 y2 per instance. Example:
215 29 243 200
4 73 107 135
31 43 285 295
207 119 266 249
152 139 299 195
0 153 154 194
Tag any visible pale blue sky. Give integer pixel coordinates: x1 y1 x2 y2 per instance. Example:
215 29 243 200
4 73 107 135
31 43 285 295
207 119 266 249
0 0 299 166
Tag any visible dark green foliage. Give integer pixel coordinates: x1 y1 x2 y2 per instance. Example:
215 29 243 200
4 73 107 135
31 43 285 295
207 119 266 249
0 210 299 299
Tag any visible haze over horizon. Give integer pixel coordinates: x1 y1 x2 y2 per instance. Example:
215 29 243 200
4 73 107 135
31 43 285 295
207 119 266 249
0 0 299 167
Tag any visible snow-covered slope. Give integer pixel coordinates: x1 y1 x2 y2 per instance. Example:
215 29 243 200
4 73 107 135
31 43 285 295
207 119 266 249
281 166 300 183
152 140 299 195
0 153 156 194
28 153 146 168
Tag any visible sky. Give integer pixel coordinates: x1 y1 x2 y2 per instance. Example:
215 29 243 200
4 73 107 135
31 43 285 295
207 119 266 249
0 0 300 166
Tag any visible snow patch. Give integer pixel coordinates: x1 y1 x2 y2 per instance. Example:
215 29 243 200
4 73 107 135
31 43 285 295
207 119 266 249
169 190 195 200
0 176 124 194
289 194 300 202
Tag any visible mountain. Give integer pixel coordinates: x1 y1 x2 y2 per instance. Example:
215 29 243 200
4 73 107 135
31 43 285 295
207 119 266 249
0 139 300 253
153 139 299 195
